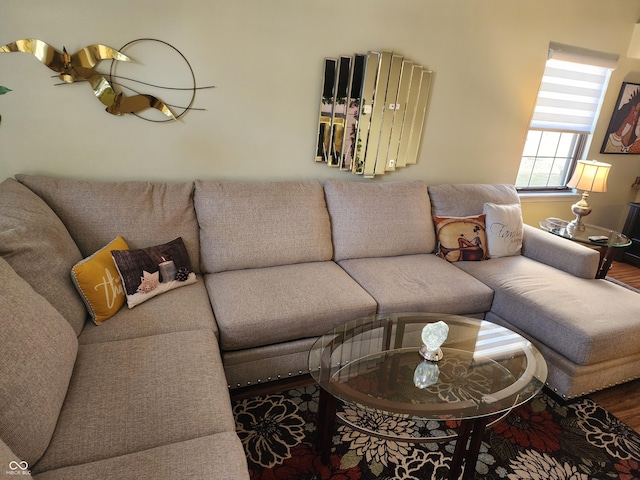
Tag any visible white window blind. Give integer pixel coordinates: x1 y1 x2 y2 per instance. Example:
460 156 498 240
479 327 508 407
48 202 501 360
530 43 618 134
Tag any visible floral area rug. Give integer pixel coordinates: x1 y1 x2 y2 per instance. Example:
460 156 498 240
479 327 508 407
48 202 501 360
232 383 640 480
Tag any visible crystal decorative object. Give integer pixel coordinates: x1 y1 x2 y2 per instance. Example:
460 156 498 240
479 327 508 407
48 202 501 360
419 321 449 361
413 360 440 389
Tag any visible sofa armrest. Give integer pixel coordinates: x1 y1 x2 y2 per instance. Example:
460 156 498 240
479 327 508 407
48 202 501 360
521 224 599 278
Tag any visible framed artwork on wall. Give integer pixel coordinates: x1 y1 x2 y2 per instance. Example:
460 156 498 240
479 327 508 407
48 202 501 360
601 81 640 154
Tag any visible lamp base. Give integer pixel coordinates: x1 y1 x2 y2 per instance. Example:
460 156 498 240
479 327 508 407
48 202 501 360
567 218 586 233
567 191 591 233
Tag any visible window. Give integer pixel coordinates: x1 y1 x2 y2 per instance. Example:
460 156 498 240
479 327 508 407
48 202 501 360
516 43 618 191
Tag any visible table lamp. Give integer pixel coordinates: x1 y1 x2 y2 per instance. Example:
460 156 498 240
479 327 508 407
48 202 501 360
566 159 611 232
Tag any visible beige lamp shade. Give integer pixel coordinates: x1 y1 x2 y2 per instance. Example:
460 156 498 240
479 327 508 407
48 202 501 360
566 159 611 193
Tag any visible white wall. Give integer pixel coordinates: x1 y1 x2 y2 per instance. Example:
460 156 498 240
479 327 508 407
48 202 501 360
1 0 640 229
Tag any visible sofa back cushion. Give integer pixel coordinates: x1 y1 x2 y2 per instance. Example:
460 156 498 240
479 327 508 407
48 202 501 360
15 175 201 273
195 180 333 273
428 184 520 216
0 257 78 467
0 178 87 335
324 180 436 261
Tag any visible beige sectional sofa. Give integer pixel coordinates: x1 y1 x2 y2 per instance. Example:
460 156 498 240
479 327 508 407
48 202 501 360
1 174 639 478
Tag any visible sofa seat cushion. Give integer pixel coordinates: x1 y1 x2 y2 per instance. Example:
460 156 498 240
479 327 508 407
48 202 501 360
31 433 249 480
455 256 640 365
78 276 216 345
338 254 494 315
0 178 87 335
195 180 333 273
32 330 234 474
324 179 436 261
0 257 78 467
15 175 200 273
205 261 377 351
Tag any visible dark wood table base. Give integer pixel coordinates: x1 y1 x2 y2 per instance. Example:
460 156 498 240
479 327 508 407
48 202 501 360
596 245 619 279
449 416 490 480
317 387 338 464
316 387 491 480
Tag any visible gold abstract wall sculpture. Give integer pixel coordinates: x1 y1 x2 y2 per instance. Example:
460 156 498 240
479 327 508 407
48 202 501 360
0 38 213 121
315 50 432 178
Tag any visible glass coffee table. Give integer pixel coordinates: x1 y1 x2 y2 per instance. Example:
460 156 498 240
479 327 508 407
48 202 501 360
539 217 631 279
309 313 547 480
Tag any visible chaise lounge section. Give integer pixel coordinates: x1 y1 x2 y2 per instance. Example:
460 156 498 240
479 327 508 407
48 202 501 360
427 182 640 398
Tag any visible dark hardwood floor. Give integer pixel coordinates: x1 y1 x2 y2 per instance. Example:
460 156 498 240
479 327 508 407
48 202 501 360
607 260 640 290
588 379 640 433
588 259 640 433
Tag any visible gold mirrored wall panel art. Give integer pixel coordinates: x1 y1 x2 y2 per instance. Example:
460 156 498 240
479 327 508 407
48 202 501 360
363 50 392 178
341 54 365 171
329 56 351 167
377 53 403 173
388 59 413 169
406 69 432 165
315 50 432 177
352 52 380 175
397 64 424 168
316 58 337 162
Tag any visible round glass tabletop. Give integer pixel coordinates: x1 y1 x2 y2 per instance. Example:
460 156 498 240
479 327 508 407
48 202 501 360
309 313 547 423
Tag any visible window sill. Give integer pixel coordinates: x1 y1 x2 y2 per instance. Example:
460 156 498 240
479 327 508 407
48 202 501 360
518 191 579 203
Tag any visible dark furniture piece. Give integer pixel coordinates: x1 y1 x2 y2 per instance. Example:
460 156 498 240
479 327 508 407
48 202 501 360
622 202 640 267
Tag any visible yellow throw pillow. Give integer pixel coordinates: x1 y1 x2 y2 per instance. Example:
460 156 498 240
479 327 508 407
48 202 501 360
433 214 488 262
71 236 129 325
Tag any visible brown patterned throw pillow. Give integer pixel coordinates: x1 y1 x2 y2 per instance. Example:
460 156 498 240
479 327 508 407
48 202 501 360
433 214 488 262
111 237 196 308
